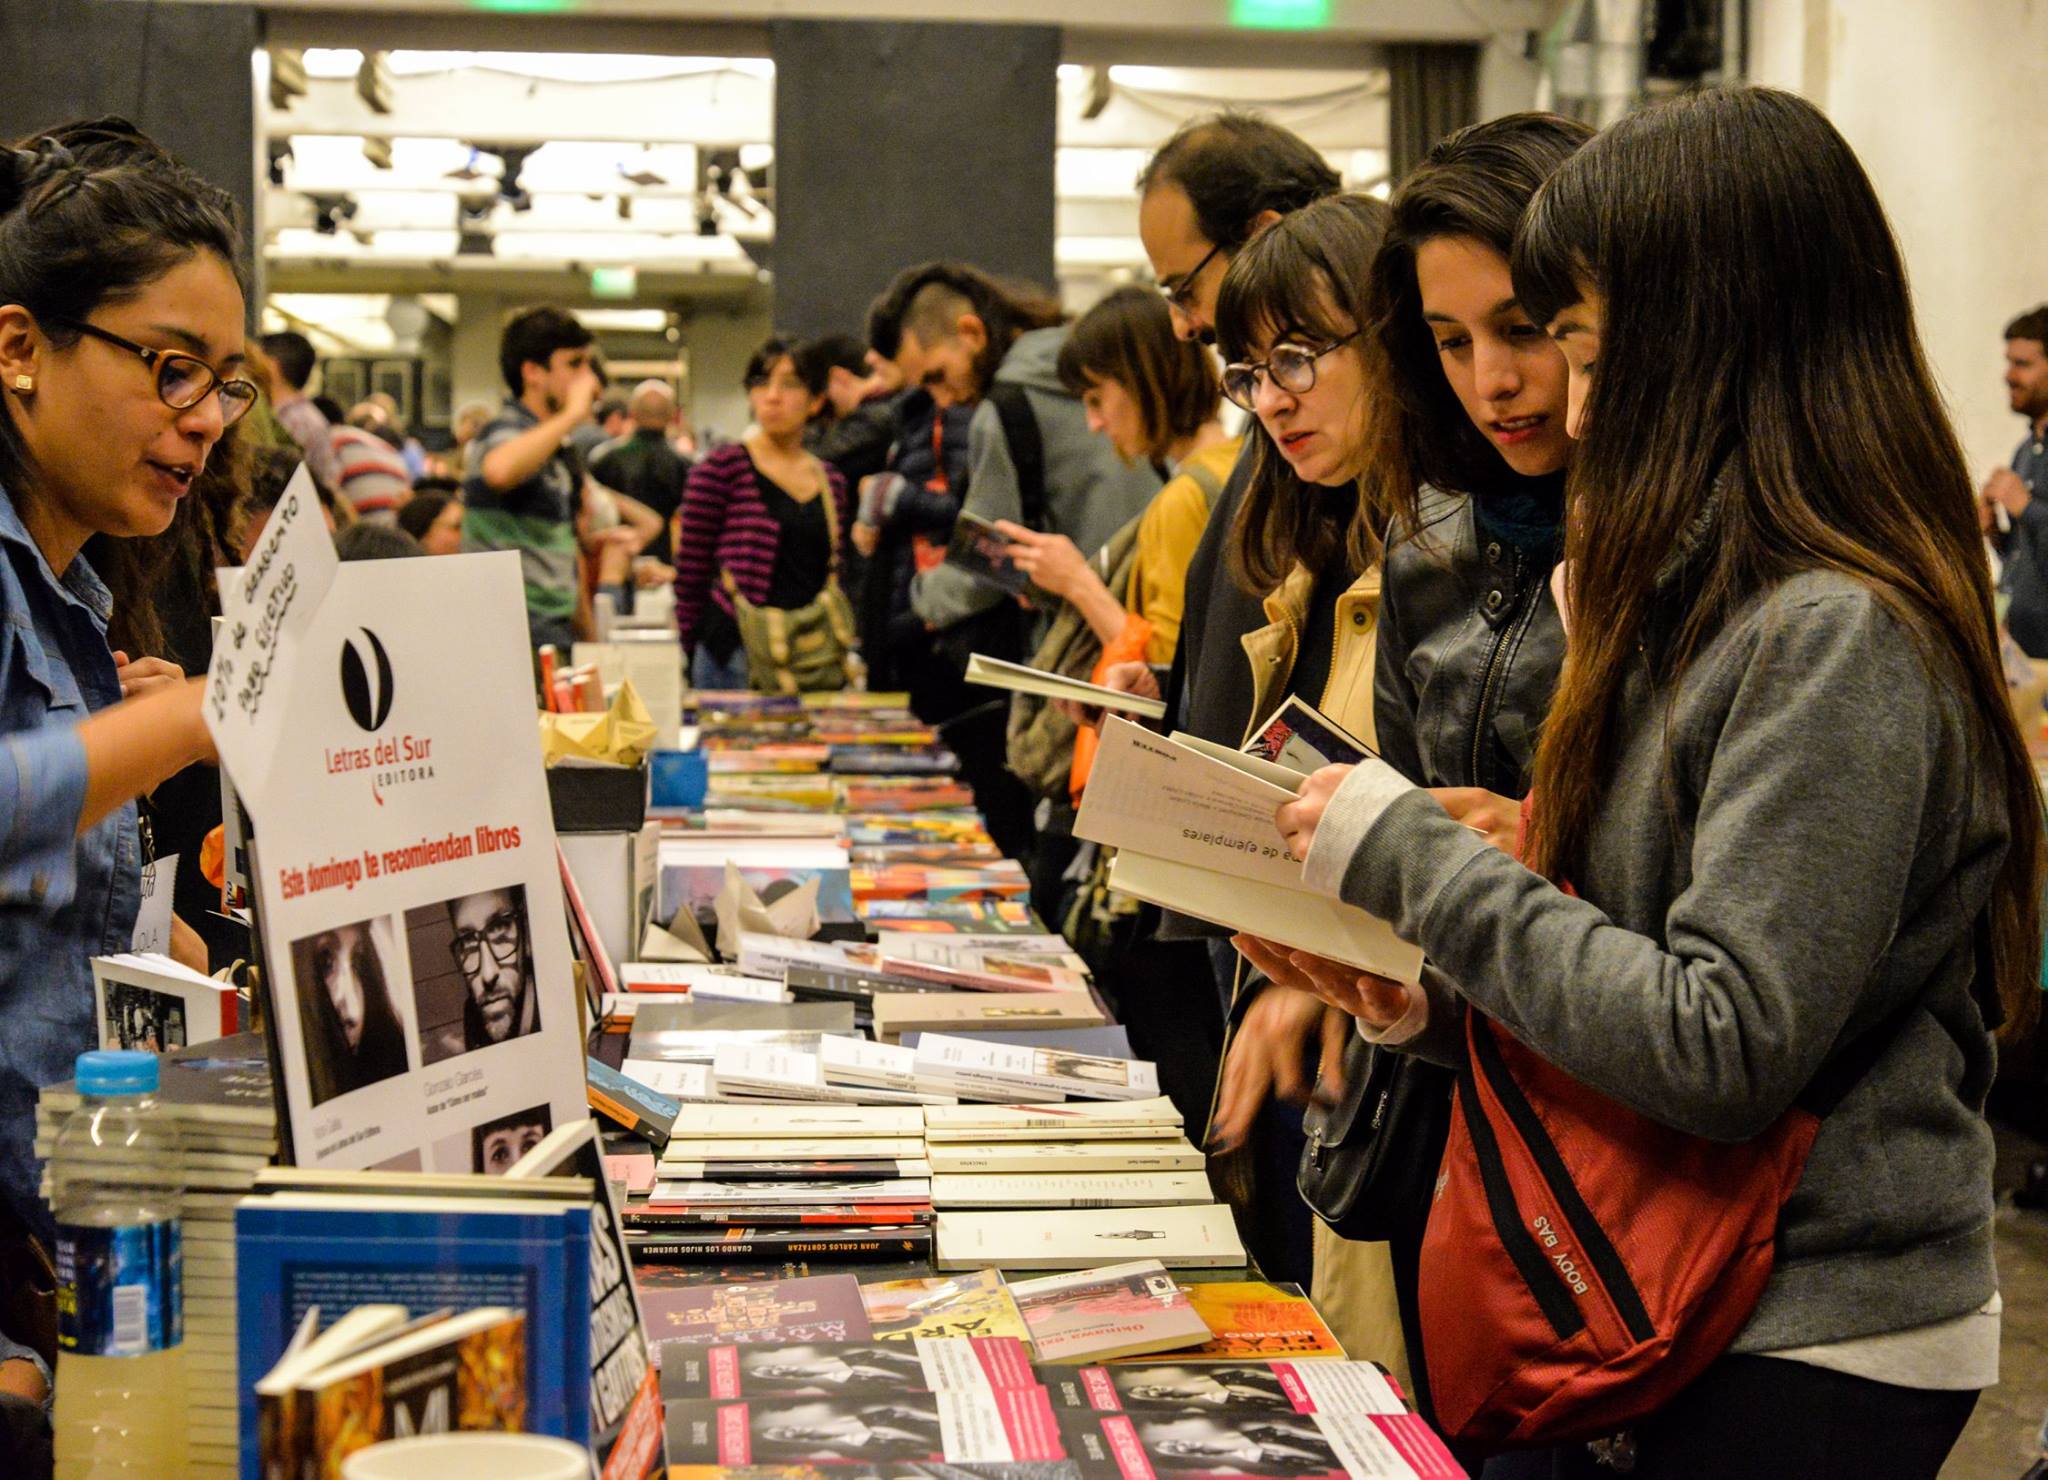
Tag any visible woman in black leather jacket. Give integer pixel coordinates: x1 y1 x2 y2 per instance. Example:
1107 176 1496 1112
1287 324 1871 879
1231 112 1593 1425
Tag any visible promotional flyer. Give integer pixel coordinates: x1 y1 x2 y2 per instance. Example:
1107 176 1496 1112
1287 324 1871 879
209 531 586 1175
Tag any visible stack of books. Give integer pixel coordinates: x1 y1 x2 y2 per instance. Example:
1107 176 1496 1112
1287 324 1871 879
235 1121 663 1479
35 1033 277 1478
923 1100 1245 1270
632 1102 936 1263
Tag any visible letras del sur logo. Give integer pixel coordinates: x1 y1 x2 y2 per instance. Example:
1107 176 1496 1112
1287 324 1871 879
340 628 394 731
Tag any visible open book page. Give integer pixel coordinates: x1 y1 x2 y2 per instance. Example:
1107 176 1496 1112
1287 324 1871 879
1073 717 1307 891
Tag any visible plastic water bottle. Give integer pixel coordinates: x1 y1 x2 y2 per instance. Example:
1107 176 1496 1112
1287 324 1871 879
50 1050 187 1479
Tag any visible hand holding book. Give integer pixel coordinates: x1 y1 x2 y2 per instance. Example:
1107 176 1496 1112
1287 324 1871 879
1274 764 1354 862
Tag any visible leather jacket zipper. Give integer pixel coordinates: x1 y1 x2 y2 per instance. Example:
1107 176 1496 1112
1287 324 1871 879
1469 550 1534 788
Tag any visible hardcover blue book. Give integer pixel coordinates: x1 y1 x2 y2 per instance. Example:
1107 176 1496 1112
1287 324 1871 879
235 1199 592 1480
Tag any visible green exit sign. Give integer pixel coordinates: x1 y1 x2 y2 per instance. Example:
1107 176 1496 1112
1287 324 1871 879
1232 0 1332 28
590 266 639 300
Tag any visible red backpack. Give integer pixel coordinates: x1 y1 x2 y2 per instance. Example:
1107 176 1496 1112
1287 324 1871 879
1417 893 1937 1448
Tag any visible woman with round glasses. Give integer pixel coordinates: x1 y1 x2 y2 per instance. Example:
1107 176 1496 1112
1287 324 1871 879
1183 190 1410 1385
0 117 242 1311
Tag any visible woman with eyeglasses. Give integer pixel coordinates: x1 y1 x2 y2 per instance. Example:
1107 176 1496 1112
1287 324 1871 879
0 117 243 1363
1215 113 1591 1433
1173 191 1409 1382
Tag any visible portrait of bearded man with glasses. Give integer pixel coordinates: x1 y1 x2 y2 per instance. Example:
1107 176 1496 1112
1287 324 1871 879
445 884 540 1052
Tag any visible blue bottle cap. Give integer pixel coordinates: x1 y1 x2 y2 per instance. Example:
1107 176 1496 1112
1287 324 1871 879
75 1050 159 1096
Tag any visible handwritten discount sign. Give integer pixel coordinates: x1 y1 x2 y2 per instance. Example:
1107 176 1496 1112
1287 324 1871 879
204 463 338 805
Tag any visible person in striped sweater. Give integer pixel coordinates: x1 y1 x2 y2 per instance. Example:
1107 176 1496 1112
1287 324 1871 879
673 337 851 690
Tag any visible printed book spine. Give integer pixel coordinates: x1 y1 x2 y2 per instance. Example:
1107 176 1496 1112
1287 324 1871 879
626 1227 934 1262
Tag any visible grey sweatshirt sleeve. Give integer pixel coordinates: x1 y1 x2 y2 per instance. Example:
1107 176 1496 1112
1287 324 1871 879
1318 588 1953 1143
909 399 1013 629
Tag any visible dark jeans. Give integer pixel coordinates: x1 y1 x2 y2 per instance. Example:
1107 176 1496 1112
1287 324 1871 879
1477 1356 1977 1480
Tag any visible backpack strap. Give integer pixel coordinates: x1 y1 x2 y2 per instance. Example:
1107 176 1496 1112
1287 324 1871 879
984 381 1047 533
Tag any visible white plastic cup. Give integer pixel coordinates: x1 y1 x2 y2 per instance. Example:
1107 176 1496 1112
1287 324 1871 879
340 1433 592 1480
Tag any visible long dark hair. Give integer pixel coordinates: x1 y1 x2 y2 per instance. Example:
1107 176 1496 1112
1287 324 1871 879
1510 86 2045 1036
1056 286 1221 463
1368 113 1592 537
0 118 245 498
1213 193 1392 594
298 921 409 1106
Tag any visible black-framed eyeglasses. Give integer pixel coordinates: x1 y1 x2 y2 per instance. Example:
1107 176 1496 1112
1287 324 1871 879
450 910 522 974
1159 242 1225 313
1221 332 1361 412
64 321 259 427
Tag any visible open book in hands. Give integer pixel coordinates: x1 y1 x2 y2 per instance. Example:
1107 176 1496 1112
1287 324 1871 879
1072 714 1422 982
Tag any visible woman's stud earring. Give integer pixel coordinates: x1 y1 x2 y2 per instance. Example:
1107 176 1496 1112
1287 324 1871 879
10 376 29 393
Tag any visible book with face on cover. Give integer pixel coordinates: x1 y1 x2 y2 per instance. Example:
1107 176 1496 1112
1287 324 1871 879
871 991 1106 1044
921 1098 1182 1141
1056 1405 1466 1480
1007 1260 1211 1363
930 1171 1213 1208
935 1205 1247 1271
912 1034 1161 1103
659 1335 1037 1402
1041 1358 1398 1415
857 1270 1030 1343
663 1385 1069 1465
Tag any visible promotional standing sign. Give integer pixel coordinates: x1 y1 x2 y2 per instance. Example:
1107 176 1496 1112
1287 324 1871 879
207 547 587 1175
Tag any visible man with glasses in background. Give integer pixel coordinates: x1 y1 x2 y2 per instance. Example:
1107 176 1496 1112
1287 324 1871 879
446 886 539 1051
1105 112 1355 1325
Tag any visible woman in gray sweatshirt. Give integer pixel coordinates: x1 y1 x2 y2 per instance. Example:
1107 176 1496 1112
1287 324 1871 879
1268 87 2045 1479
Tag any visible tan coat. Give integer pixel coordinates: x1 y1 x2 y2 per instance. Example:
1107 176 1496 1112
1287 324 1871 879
1238 563 1384 747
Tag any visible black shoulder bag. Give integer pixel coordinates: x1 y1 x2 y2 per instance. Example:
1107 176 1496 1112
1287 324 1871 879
1297 1030 1456 1243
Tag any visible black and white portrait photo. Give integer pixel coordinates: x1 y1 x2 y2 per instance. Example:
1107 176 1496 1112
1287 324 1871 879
407 883 541 1065
470 1102 552 1175
292 915 411 1106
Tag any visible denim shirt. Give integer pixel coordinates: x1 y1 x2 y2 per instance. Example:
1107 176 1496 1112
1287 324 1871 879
0 481 139 1244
